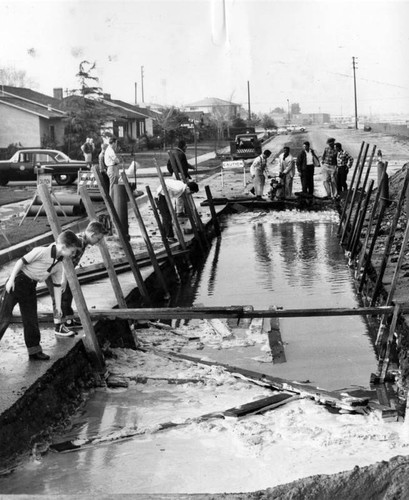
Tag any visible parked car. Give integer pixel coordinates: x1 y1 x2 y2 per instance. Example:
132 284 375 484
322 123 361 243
0 149 89 186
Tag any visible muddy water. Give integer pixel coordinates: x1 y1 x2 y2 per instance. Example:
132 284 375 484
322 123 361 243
0 209 379 495
177 209 377 391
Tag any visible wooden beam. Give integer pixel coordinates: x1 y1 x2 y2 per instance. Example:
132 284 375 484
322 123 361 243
91 165 151 305
37 184 105 373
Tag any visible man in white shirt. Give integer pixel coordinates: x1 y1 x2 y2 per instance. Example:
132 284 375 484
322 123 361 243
104 137 120 198
249 149 271 199
156 179 199 242
278 146 296 198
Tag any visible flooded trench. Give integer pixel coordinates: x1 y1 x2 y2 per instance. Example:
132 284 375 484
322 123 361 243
175 209 377 391
0 208 383 495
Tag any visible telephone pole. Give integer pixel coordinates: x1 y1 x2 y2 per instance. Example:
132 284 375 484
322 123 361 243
141 66 145 104
352 56 358 129
247 81 251 122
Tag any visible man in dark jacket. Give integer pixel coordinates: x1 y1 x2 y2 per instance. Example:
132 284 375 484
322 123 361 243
167 140 195 179
296 141 320 195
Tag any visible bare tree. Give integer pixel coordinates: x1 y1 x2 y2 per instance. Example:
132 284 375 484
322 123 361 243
0 65 35 87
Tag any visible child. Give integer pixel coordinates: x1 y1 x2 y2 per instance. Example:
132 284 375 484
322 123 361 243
55 220 108 333
0 230 82 361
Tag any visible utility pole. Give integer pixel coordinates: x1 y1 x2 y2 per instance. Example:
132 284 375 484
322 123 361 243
141 66 145 104
287 99 290 124
247 81 251 123
134 82 137 105
352 56 358 129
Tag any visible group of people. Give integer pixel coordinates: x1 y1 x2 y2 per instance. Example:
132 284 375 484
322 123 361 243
249 137 353 200
0 137 200 362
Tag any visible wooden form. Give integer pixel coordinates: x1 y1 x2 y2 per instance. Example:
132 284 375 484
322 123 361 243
355 171 387 283
340 142 369 244
205 185 221 237
91 165 151 305
120 171 170 299
37 184 105 373
145 185 183 277
348 179 374 260
79 185 128 310
30 304 404 322
168 150 209 249
337 141 364 236
370 169 409 306
148 348 394 417
153 159 187 250
345 145 376 250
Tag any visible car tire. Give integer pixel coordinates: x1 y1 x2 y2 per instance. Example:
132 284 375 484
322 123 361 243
0 176 9 186
54 174 76 186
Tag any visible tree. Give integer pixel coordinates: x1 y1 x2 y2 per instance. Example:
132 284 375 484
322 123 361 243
0 65 34 87
261 114 276 130
272 107 285 114
69 61 103 98
154 107 192 147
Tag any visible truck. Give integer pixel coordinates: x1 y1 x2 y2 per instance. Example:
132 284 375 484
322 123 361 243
229 133 262 161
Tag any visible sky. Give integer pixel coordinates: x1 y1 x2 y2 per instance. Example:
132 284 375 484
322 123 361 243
1 0 409 118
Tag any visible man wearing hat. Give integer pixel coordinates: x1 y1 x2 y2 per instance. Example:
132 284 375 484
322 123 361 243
321 137 338 199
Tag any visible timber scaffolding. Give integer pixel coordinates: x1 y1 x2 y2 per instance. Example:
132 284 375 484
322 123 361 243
8 144 409 423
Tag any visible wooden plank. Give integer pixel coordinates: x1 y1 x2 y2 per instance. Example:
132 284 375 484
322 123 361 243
205 185 221 236
121 171 170 299
147 348 378 414
37 184 105 372
14 304 402 323
224 393 297 417
79 185 127 309
91 165 151 305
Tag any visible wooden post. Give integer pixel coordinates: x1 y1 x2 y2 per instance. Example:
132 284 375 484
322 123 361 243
358 201 387 294
145 185 183 278
37 184 105 373
355 171 387 281
349 179 374 260
371 169 409 306
346 145 376 250
169 150 209 246
167 151 207 252
91 166 151 305
120 172 170 299
153 159 187 250
376 304 400 384
205 185 221 237
341 142 369 244
79 186 127 309
338 141 364 235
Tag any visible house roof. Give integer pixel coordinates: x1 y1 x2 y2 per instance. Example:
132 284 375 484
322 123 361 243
185 97 240 108
0 86 66 119
110 99 153 119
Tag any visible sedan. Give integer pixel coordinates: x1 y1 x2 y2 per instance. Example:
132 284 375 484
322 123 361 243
0 149 90 186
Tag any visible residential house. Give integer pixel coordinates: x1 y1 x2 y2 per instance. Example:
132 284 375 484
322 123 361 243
0 86 66 148
184 97 241 120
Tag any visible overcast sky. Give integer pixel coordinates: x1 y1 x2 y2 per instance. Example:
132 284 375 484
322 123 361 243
2 0 409 117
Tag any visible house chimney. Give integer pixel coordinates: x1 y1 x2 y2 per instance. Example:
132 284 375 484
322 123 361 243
103 93 111 100
53 88 63 100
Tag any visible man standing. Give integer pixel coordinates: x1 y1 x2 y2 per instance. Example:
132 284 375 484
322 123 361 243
278 146 296 198
104 137 121 198
250 149 272 199
167 140 195 179
335 142 354 194
296 141 320 196
321 137 338 199
156 179 199 242
81 137 95 167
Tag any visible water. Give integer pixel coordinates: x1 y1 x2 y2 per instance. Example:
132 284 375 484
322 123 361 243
0 209 379 495
176 209 377 391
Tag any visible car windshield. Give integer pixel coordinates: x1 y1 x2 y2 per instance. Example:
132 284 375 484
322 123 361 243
53 152 70 162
